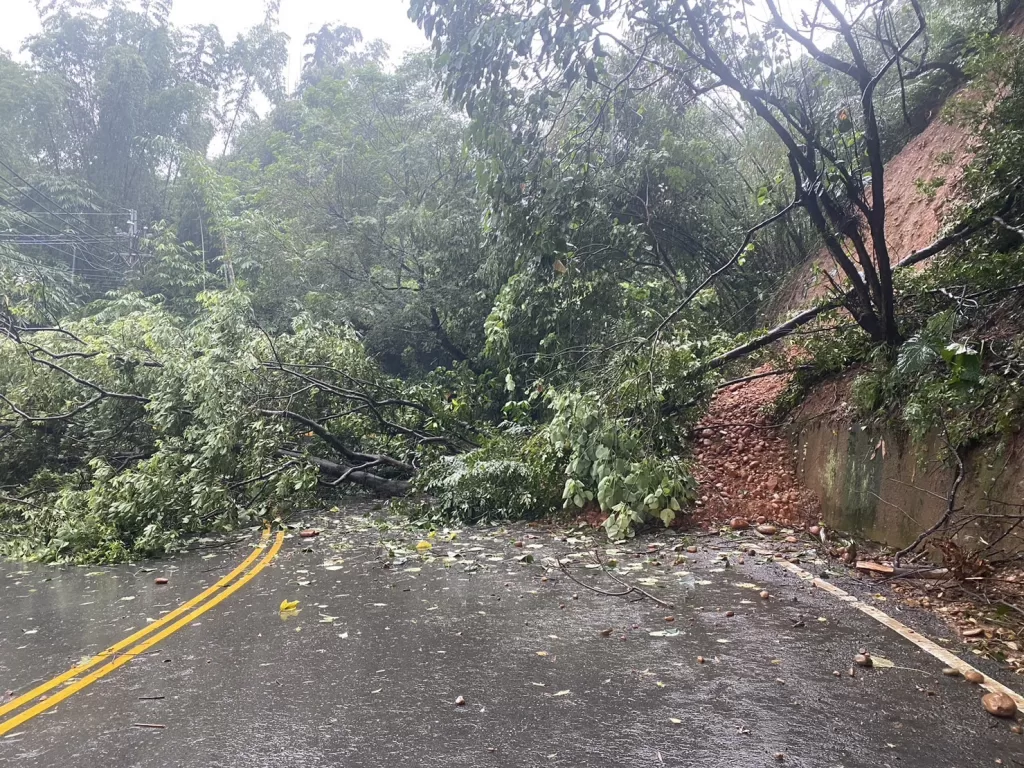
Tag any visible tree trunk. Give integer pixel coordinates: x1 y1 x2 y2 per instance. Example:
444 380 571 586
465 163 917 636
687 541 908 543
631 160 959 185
277 450 412 496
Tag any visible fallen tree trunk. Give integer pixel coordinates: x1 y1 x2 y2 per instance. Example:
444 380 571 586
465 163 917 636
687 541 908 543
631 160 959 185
276 449 413 496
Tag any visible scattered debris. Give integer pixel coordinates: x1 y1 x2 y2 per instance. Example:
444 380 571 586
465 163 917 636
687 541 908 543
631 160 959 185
455 695 466 706
854 561 949 579
982 693 1018 718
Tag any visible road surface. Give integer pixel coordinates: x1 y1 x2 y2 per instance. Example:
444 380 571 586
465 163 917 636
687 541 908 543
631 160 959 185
1 511 1021 767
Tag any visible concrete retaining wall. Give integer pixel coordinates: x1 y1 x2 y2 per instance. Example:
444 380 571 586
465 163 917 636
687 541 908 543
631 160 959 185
789 414 1024 554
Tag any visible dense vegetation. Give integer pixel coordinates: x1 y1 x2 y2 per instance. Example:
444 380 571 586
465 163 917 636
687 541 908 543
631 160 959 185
1 0 1021 561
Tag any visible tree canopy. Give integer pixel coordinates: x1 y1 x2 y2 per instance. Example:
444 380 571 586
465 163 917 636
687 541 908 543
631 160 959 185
1 0 1022 560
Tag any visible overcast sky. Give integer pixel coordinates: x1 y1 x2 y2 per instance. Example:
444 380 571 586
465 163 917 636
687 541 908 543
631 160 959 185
0 0 430 89
2 0 831 91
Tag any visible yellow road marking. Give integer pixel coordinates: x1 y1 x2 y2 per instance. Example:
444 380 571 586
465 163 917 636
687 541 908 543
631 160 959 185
0 527 277 729
0 530 284 737
772 556 1024 708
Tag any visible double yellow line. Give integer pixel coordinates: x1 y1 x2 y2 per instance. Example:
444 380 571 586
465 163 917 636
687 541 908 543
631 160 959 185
0 527 284 737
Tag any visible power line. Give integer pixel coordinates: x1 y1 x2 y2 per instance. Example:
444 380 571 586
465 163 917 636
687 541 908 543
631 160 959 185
0 158 113 239
0 190 121 270
0 163 140 290
0 195 83 254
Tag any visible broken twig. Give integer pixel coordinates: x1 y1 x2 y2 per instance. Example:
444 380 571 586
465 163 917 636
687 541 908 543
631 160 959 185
557 550 675 609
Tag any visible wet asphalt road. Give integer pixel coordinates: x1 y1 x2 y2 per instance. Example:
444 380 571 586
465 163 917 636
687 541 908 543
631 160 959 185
1 515 1022 768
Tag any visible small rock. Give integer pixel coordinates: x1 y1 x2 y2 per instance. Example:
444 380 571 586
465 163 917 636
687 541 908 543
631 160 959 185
513 541 524 548
982 693 1017 718
756 516 767 524
687 545 698 553
1010 724 1022 735
784 536 798 544
455 695 466 706
299 529 319 538
664 616 675 623
962 627 985 638
965 671 985 684
725 611 735 617
774 752 785 762
756 524 778 536
154 577 169 585
598 628 613 637
832 670 841 677
697 656 705 664
808 525 821 536
942 668 961 677
760 590 770 600
854 654 873 668
730 517 750 530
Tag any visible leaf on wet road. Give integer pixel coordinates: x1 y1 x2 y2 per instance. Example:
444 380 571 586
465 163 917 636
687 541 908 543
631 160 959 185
871 656 895 669
552 690 570 697
279 599 300 612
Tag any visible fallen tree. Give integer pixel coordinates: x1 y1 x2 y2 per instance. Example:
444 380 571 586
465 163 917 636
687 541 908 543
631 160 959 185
0 290 474 561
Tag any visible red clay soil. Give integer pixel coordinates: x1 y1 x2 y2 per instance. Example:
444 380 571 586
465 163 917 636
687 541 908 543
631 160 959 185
689 366 820 531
